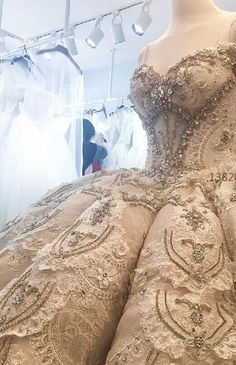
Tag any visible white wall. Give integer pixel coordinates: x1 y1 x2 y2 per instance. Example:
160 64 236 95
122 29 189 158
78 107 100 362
84 60 137 103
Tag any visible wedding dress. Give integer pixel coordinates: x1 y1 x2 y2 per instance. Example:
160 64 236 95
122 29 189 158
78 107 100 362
95 108 147 170
105 108 147 170
0 40 236 365
0 52 82 229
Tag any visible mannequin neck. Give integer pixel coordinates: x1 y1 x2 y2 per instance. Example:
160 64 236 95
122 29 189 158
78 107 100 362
170 0 221 25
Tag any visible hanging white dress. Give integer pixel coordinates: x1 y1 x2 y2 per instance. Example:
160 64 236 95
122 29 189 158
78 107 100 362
102 107 147 170
0 53 83 229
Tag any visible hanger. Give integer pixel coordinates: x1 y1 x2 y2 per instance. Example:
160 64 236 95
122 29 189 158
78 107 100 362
9 46 46 78
84 108 95 115
101 104 107 118
109 101 134 117
84 104 107 118
10 55 34 76
118 96 125 110
36 44 82 75
0 45 43 77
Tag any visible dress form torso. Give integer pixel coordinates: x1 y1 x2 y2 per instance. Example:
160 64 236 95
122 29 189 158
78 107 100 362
131 3 236 179
140 1 236 75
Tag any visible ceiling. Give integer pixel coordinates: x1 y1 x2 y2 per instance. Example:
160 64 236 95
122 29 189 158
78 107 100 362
3 0 236 70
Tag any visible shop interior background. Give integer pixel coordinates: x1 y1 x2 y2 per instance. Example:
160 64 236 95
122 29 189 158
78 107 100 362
3 0 236 100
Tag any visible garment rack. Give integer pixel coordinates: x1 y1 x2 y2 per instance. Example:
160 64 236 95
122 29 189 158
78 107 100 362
84 96 130 106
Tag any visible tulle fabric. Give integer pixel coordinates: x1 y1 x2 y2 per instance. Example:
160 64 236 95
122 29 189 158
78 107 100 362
0 52 83 229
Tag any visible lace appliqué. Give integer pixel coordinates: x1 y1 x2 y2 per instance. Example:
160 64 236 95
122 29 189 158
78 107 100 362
155 290 234 361
164 229 225 286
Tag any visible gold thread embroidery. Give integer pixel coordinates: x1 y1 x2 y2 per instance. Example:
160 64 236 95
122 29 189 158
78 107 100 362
121 191 160 213
180 207 209 231
156 289 233 360
164 229 225 284
0 270 32 308
21 210 60 235
51 225 114 259
0 337 12 364
35 183 74 207
181 239 214 263
145 348 159 365
0 280 55 333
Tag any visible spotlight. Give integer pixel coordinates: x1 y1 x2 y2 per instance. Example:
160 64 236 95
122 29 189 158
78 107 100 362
86 17 104 49
132 0 152 36
65 31 78 56
111 11 126 45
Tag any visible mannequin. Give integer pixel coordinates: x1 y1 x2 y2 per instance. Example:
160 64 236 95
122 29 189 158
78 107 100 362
137 0 236 277
140 0 236 75
170 0 224 25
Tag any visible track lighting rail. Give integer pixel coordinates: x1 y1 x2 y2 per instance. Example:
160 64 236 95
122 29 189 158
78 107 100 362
0 0 149 59
33 1 143 41
0 0 152 61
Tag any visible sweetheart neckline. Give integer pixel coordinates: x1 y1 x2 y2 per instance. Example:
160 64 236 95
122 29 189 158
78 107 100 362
138 41 236 79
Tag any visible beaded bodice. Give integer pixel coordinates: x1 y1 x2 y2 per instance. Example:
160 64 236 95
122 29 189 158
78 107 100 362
130 42 236 178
